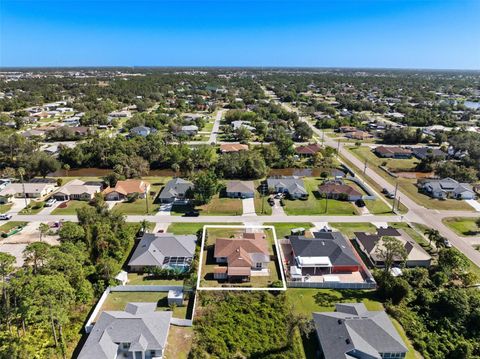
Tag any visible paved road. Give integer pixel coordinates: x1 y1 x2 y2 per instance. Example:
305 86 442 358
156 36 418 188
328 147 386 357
263 89 480 267
208 109 225 144
12 213 403 224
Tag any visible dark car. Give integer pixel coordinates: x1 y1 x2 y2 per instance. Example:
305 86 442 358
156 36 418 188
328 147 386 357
381 188 389 194
355 199 366 207
184 210 200 217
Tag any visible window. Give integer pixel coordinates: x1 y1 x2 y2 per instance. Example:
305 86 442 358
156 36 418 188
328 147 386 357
256 263 262 269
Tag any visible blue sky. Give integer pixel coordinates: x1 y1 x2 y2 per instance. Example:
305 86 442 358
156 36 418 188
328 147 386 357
1 0 479 69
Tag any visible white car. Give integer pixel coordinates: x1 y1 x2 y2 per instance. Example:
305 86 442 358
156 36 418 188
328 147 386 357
45 198 57 207
444 240 453 248
0 213 12 220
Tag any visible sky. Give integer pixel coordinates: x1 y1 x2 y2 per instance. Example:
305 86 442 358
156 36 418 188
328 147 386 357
0 0 479 69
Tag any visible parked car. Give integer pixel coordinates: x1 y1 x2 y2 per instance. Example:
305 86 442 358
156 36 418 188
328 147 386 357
267 198 275 206
381 188 389 194
45 198 57 207
386 192 395 199
274 193 283 199
355 199 366 207
0 214 12 220
444 239 453 248
184 210 199 217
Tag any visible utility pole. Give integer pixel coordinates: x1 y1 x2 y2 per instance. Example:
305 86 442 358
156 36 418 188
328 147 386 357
337 139 341 153
391 181 399 213
144 184 149 214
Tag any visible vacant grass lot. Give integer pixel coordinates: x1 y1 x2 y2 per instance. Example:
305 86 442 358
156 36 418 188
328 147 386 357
167 222 242 235
349 146 419 172
442 217 479 237
164 326 193 359
264 222 314 239
51 200 92 215
283 178 358 216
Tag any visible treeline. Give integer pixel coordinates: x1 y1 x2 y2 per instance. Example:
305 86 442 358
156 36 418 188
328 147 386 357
0 201 139 358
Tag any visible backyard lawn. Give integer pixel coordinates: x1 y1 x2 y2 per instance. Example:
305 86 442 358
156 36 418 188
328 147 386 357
51 200 92 215
283 178 358 216
164 326 193 359
99 292 187 319
126 273 184 286
442 217 479 237
0 204 13 214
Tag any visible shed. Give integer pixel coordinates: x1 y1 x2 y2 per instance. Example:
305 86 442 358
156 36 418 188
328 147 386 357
168 290 184 306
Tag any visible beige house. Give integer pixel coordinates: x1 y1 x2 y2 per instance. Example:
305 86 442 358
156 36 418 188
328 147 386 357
53 179 102 201
103 179 151 201
0 182 55 199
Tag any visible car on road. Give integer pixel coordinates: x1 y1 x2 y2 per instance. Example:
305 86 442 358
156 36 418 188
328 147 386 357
0 214 12 220
386 192 395 199
381 188 389 194
45 198 57 207
355 199 366 207
444 239 453 248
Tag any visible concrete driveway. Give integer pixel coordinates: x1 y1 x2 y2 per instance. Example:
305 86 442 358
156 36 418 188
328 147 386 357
9 198 30 214
466 199 480 212
156 203 172 216
272 199 286 216
242 198 256 216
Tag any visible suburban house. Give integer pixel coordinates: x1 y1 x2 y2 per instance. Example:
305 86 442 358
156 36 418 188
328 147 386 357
78 302 172 359
313 303 408 359
177 125 198 136
345 130 373 140
294 143 323 156
103 180 151 201
411 147 446 160
128 233 197 272
225 181 255 198
338 125 357 133
288 231 362 280
419 177 475 200
219 143 249 153
0 182 55 199
129 126 156 137
53 179 102 201
231 120 255 131
266 176 308 199
374 146 413 159
355 227 432 268
0 179 11 190
317 180 362 201
158 178 193 203
213 231 270 282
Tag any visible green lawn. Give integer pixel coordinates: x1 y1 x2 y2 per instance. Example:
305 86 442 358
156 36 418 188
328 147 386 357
164 326 193 359
264 222 314 239
364 198 393 214
349 146 419 172
329 222 377 239
18 200 45 214
0 204 13 214
99 292 186 319
442 217 479 237
51 200 92 215
0 221 27 233
283 178 358 216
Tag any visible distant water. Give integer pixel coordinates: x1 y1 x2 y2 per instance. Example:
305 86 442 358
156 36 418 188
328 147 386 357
464 101 480 110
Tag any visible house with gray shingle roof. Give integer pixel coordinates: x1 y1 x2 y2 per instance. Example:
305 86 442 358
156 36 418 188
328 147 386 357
226 180 255 198
266 176 308 199
313 303 408 359
78 302 172 359
158 178 193 203
419 177 475 200
128 233 197 272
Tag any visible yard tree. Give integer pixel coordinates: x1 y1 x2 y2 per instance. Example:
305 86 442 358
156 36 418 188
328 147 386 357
293 122 313 141
424 228 441 246
375 236 408 272
23 242 51 275
38 223 50 241
58 222 85 243
35 153 60 178
192 170 219 205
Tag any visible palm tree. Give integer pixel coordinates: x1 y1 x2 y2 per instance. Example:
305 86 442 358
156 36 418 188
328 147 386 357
38 223 50 241
17 167 28 209
140 220 150 234
63 163 70 177
433 235 447 253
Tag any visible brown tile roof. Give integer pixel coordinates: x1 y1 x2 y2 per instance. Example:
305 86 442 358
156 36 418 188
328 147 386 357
220 143 249 153
213 267 228 274
228 267 251 276
295 143 322 155
317 183 362 197
103 179 151 196
227 247 253 267
214 237 269 258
